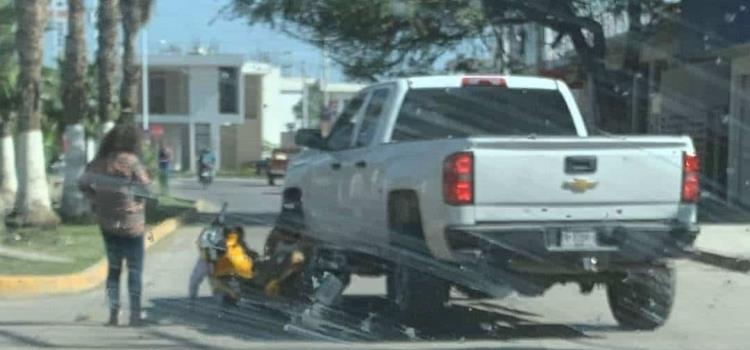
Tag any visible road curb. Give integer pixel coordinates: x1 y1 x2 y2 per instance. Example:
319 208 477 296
0 201 200 297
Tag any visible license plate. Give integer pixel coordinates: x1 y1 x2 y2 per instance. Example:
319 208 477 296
560 229 598 249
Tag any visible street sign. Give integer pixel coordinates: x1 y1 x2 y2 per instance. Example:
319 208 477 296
150 124 164 138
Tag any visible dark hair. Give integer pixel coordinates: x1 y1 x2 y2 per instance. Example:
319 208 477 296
95 124 143 160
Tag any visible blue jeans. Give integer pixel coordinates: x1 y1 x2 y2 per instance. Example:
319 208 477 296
102 233 144 311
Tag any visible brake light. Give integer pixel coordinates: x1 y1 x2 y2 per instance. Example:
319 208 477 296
444 152 473 205
682 152 700 203
461 76 506 87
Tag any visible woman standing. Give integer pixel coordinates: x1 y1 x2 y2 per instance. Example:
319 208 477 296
78 124 152 326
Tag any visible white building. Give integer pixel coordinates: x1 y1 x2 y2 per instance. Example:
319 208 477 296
136 53 364 171
271 78 364 147
137 54 247 172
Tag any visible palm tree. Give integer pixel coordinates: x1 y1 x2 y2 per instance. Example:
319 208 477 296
13 0 60 226
0 0 17 212
118 0 153 124
97 0 119 134
60 0 89 221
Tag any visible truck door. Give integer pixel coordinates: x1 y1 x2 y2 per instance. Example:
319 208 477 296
349 87 393 238
306 92 367 239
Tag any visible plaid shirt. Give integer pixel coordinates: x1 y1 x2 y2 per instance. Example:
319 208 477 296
78 152 152 237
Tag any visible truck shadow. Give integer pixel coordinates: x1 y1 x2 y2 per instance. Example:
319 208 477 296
146 295 616 343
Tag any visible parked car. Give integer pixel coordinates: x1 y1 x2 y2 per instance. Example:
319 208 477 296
271 75 700 329
266 148 300 186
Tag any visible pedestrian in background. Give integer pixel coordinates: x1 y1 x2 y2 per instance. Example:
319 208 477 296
78 124 152 326
158 143 172 195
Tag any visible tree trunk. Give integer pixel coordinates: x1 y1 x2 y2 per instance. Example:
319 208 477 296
623 0 642 74
624 0 647 133
97 0 119 125
119 0 140 124
566 25 606 132
491 25 508 73
484 0 607 130
60 0 89 221
61 124 88 219
14 0 60 227
0 117 16 213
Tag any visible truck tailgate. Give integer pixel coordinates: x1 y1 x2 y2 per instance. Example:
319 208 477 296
471 137 691 222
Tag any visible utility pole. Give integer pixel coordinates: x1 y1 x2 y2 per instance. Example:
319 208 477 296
301 62 309 129
141 28 149 131
322 41 331 107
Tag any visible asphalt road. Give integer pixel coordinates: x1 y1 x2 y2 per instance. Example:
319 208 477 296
0 177 748 349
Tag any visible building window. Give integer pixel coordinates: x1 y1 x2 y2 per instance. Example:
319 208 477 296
149 75 166 114
219 67 238 114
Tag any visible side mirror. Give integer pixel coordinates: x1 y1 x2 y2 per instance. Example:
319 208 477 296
295 129 326 150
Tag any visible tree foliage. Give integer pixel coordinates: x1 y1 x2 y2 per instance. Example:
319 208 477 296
224 0 619 78
224 0 675 130
225 0 489 80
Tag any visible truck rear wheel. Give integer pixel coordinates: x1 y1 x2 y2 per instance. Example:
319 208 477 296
607 265 676 330
387 264 449 325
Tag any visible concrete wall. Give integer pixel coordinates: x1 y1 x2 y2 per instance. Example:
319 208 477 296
261 69 290 147
220 125 237 170
237 75 263 165
729 54 750 205
221 74 265 169
160 124 189 171
655 62 730 133
652 60 733 200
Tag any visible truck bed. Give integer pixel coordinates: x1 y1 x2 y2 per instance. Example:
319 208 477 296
469 135 694 223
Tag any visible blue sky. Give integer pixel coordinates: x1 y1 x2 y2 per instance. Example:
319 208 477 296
44 0 344 81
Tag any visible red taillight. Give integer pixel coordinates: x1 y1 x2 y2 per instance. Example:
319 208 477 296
444 152 473 205
461 76 506 87
682 152 700 203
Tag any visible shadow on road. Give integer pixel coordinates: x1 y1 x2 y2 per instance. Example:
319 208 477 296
146 294 611 343
147 296 309 341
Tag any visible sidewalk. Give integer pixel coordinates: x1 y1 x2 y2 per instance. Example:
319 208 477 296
694 224 750 258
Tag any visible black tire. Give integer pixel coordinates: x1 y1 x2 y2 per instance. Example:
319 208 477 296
263 228 314 300
607 265 676 330
387 264 449 325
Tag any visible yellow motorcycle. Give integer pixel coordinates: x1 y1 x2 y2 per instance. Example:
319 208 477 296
195 203 309 305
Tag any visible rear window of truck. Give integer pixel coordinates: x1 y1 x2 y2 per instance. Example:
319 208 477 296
391 87 577 141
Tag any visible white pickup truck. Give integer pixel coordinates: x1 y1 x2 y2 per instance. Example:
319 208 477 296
271 75 700 330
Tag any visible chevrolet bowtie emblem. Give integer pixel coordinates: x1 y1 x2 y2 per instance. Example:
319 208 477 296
564 178 598 193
